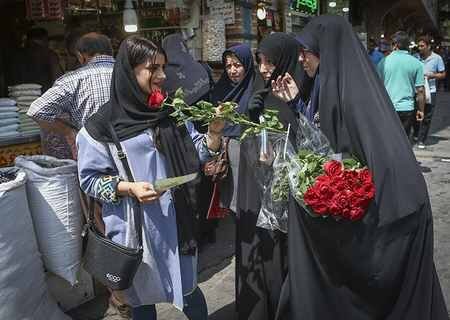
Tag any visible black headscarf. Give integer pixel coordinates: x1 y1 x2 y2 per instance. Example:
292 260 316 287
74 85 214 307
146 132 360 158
85 38 201 255
256 33 304 91
161 33 210 105
248 33 311 122
211 44 255 137
296 15 427 226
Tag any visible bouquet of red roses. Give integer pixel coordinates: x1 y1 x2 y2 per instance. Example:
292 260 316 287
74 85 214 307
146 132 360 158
295 154 376 221
283 113 376 221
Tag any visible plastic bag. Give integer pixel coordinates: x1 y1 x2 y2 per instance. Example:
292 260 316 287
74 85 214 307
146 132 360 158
0 167 70 320
15 155 83 286
288 113 332 213
256 132 295 233
424 76 431 104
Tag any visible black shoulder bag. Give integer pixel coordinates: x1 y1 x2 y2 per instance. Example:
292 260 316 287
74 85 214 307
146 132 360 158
82 124 143 291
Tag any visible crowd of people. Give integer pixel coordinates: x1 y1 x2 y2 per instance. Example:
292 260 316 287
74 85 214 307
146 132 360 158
26 15 449 320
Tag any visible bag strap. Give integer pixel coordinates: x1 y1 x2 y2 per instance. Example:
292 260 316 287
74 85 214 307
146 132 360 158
94 123 144 249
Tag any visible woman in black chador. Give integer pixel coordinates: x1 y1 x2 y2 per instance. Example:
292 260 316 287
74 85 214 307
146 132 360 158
276 15 449 320
235 33 309 320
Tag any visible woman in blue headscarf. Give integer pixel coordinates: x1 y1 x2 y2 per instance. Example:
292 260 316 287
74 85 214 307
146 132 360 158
210 43 255 213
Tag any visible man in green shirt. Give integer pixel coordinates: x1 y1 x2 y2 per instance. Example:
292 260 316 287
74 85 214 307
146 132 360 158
377 31 425 139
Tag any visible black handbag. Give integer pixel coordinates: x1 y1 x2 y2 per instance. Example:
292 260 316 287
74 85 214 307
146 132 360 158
82 124 144 291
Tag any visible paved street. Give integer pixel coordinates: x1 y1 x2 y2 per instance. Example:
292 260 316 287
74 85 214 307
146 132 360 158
415 92 450 307
70 93 450 320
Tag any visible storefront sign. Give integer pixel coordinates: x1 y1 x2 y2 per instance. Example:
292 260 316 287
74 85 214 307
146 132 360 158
292 0 318 15
208 0 235 25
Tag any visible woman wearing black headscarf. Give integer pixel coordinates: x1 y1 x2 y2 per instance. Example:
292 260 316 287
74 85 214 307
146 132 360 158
211 43 255 213
235 33 306 320
77 36 225 320
162 33 217 248
162 33 212 105
275 15 449 320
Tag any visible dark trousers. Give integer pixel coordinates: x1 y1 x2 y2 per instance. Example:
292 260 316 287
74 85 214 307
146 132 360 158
131 287 207 320
413 93 437 143
397 111 416 139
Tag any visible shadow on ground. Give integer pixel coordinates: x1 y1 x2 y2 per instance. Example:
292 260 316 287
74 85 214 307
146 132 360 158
209 303 237 320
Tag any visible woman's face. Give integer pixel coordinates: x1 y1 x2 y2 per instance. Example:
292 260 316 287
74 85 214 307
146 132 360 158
257 53 276 81
225 54 245 83
299 50 320 78
134 53 166 94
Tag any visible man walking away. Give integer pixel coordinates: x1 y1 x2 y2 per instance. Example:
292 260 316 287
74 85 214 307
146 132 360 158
377 31 425 140
28 32 114 160
413 36 446 149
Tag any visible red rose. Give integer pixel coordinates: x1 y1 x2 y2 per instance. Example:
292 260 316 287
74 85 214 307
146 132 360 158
314 178 335 200
304 188 321 207
304 188 328 215
342 169 359 182
148 90 166 109
358 169 373 185
329 192 350 216
363 183 376 200
323 160 343 177
315 174 332 185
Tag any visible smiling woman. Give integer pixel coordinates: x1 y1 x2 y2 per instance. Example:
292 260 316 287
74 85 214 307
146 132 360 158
127 38 167 95
77 36 226 320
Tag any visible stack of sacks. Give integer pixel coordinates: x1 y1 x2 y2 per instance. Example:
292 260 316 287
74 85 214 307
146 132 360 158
0 98 20 139
8 84 42 135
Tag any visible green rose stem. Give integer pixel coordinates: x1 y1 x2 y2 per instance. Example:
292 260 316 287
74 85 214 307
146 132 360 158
164 88 286 141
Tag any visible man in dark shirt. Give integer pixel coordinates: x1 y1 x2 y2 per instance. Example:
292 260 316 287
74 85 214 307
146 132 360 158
13 28 63 92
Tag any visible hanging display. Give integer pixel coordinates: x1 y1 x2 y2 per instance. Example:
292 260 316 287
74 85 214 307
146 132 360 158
202 15 226 62
26 0 65 20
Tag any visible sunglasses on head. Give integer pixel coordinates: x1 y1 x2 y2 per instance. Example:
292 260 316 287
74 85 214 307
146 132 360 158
299 48 319 60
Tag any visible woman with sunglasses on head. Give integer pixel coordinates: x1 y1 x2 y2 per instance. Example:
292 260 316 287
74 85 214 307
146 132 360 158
273 15 449 320
235 33 311 320
77 36 225 320
270 40 319 126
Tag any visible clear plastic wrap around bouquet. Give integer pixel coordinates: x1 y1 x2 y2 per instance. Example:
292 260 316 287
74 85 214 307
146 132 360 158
290 114 376 221
257 114 376 231
256 132 296 233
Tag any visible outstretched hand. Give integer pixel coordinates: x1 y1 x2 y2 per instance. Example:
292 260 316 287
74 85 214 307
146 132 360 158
271 73 299 103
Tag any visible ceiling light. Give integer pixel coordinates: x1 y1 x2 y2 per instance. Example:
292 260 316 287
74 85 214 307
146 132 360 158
123 0 138 33
342 7 349 12
256 4 267 20
329 1 337 7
